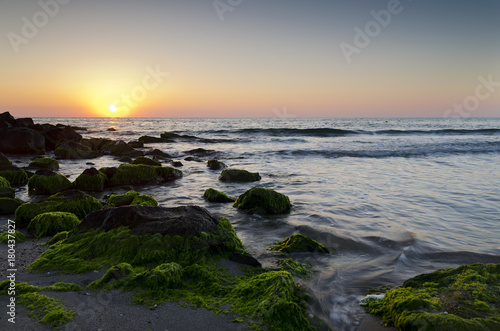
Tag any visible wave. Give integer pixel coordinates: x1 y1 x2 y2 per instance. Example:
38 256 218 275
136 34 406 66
205 128 500 138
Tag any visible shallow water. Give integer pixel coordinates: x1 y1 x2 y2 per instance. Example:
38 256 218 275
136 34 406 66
4 117 500 330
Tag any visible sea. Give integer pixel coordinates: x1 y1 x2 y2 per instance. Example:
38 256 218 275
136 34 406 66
6 117 500 330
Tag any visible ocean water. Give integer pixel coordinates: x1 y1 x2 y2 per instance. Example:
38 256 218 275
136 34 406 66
6 117 500 330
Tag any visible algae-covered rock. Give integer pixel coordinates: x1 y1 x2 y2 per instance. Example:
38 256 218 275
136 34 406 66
269 234 329 253
28 170 73 195
0 230 27 243
29 157 59 171
207 159 226 170
132 156 161 167
218 168 261 182
365 263 500 330
107 164 182 187
203 188 235 203
27 212 81 238
100 140 142 157
277 258 312 277
0 197 25 214
0 165 28 186
107 190 158 207
15 190 102 228
55 141 99 159
0 175 14 198
234 187 292 214
74 167 107 192
44 231 69 246
0 152 12 166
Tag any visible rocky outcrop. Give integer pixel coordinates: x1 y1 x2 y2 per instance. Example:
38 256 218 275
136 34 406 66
234 187 291 214
219 169 261 182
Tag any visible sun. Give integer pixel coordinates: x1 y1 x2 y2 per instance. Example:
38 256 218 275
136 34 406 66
108 104 117 113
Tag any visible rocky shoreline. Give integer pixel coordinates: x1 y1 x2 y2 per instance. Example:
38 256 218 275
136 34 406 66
1 112 499 330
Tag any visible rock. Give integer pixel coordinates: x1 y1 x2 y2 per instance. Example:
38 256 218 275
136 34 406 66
81 137 112 151
203 188 235 203
184 156 202 162
27 211 80 238
107 164 182 187
98 167 117 180
145 149 171 158
218 169 261 182
78 205 220 237
29 157 59 171
118 156 133 163
172 161 183 167
107 127 116 132
234 187 291 214
0 152 12 166
207 159 226 170
0 165 28 186
160 132 197 140
364 263 500 330
40 124 82 150
0 176 14 198
74 168 108 192
27 170 73 195
0 112 17 128
184 148 217 158
0 230 26 243
0 197 25 215
106 190 158 207
127 141 144 148
0 127 45 154
269 234 329 253
138 136 171 144
229 252 261 267
55 141 99 159
132 156 161 166
14 189 103 228
101 140 142 157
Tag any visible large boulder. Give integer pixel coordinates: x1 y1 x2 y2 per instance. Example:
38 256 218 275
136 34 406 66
27 169 73 195
39 124 82 150
0 153 12 166
106 164 182 187
0 112 17 128
27 211 80 238
219 169 261 182
74 168 107 192
207 159 226 170
0 127 45 154
0 176 14 198
203 188 234 203
132 156 161 166
29 157 59 171
234 187 292 214
100 140 142 157
0 165 28 186
55 141 99 159
0 198 25 215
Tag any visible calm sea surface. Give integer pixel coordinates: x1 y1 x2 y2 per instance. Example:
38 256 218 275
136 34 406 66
7 117 500 330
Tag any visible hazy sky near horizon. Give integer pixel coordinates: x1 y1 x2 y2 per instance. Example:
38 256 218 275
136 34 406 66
0 0 499 118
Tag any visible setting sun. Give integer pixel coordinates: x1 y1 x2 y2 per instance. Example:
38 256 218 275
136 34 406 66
108 104 117 113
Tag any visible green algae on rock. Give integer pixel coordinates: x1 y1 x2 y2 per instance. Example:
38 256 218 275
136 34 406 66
207 159 226 170
28 170 73 195
269 234 330 254
107 190 158 207
203 188 235 203
29 157 59 171
0 175 15 198
0 230 27 243
44 231 69 246
74 167 108 192
15 190 102 228
277 258 312 278
0 197 25 214
0 165 28 186
132 156 161 166
104 163 182 186
364 263 500 330
234 187 292 215
218 169 261 182
27 211 81 238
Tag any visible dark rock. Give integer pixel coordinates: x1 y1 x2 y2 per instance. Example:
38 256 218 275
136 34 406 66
74 168 108 192
0 112 17 128
269 234 329 253
184 156 203 162
0 175 14 198
81 138 112 151
99 167 117 180
207 159 226 170
0 165 28 186
0 127 45 154
139 135 171 144
16 117 35 127
101 140 141 157
55 141 99 159
229 251 262 267
0 197 25 215
0 153 11 166
172 161 183 167
107 127 117 132
127 141 144 148
203 188 234 203
132 156 161 167
145 149 171 158
160 132 197 140
118 156 133 163
219 169 261 182
40 124 82 150
29 157 59 171
82 167 99 176
78 205 219 237
234 187 291 214
184 148 217 157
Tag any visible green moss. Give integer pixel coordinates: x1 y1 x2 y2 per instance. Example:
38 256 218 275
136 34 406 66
277 258 312 278
269 234 330 254
0 167 28 186
15 190 102 228
28 173 73 195
203 188 235 203
365 263 500 330
0 280 83 295
74 170 107 192
219 169 261 182
107 164 182 186
132 156 161 166
29 158 59 171
19 292 75 328
27 212 81 238
0 175 10 188
28 217 244 274
106 190 158 207
44 231 69 246
234 187 292 215
0 197 25 215
0 230 27 243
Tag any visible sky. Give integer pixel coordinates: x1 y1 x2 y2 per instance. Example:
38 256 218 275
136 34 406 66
0 0 499 118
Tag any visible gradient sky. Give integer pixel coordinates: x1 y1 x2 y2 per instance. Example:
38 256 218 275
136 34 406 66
1 0 499 117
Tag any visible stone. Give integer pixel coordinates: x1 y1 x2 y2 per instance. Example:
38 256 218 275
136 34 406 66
234 187 291 214
218 169 261 182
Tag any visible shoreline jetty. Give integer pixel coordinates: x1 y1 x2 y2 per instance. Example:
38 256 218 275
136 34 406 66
0 112 498 330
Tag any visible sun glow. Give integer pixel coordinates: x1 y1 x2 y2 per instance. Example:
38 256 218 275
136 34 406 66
108 104 117 113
